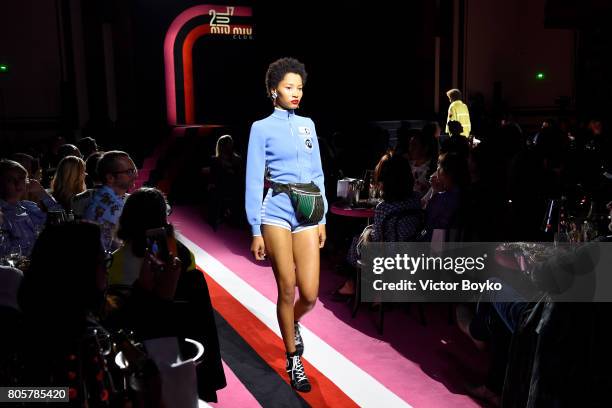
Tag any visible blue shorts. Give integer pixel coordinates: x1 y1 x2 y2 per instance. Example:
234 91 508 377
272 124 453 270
260 189 319 234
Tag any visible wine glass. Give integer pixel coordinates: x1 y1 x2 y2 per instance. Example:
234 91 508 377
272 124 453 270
368 183 382 205
89 328 112 356
0 231 7 265
362 169 374 197
6 243 22 268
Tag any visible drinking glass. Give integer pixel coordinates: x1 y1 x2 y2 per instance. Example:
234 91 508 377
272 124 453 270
6 243 22 268
362 170 374 201
368 183 381 205
363 170 374 187
89 328 113 356
0 231 6 265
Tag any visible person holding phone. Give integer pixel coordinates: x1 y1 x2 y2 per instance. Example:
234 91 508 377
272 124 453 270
108 187 226 402
245 57 327 392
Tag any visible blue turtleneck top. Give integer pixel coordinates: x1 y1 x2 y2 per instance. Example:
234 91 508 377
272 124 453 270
245 108 327 236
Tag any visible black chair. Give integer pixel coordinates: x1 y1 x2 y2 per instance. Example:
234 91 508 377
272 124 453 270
351 208 424 334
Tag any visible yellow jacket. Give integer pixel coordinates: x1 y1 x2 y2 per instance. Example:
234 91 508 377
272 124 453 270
446 100 471 136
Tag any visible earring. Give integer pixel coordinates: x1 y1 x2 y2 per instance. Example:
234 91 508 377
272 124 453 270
271 91 278 99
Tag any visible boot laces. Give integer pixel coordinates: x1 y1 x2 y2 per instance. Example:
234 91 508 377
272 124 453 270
291 355 307 383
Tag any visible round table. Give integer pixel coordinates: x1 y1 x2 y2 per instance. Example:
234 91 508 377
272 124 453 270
330 202 375 219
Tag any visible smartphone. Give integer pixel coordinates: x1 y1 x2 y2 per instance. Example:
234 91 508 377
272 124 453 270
145 227 177 263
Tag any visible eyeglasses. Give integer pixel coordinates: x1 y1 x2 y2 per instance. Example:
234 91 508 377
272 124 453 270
113 168 137 176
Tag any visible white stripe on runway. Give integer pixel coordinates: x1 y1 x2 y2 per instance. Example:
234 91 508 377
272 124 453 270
177 232 412 408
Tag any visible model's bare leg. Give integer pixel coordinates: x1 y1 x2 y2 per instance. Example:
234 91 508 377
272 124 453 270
262 224 297 353
292 227 320 322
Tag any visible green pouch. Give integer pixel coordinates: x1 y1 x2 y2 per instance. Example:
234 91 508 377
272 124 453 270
272 181 325 224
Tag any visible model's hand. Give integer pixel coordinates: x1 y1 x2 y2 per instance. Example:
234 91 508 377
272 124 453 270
318 224 326 249
251 236 266 260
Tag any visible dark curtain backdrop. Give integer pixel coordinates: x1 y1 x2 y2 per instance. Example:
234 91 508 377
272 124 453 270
130 0 435 133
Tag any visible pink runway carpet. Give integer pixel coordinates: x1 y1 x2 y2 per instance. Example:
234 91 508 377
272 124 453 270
170 206 488 408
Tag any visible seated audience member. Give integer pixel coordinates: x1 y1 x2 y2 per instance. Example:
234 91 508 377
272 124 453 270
456 219 611 407
107 187 227 402
574 118 611 193
70 152 104 211
531 118 554 146
51 155 86 212
76 137 98 161
0 160 62 258
394 126 420 157
0 209 22 311
463 143 508 241
422 121 442 160
58 143 82 160
334 154 423 299
423 121 442 138
0 265 22 310
441 121 470 159
497 121 525 162
505 138 551 241
0 266 23 365
10 153 43 204
0 208 23 375
408 129 438 196
208 134 244 229
11 153 42 184
40 136 65 175
81 151 137 251
393 127 438 195
366 155 423 243
108 188 174 287
421 152 469 241
85 151 104 188
14 223 113 405
0 208 22 309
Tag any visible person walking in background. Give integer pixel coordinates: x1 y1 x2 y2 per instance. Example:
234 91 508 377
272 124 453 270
446 89 471 137
208 134 244 229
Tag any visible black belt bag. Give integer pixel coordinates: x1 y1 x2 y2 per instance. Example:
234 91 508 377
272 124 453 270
271 181 325 224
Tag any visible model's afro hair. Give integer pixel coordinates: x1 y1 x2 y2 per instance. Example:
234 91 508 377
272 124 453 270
265 57 307 98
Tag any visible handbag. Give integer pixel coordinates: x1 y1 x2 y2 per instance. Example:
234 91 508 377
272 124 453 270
271 181 325 224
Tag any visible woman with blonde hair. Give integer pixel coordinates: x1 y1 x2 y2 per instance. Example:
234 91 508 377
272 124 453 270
51 155 86 211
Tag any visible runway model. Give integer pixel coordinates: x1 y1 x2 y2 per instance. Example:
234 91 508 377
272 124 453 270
245 57 327 392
